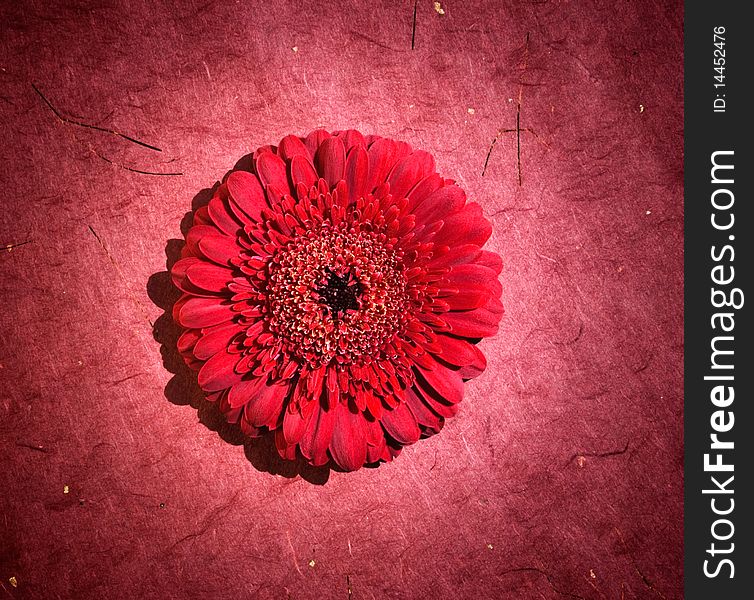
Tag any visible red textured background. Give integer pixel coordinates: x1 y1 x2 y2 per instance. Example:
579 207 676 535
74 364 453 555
0 1 683 598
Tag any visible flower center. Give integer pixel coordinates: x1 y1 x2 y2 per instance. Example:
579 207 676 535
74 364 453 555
313 269 362 317
265 224 408 367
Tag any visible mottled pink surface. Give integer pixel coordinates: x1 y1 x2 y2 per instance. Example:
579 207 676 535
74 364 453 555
0 1 683 598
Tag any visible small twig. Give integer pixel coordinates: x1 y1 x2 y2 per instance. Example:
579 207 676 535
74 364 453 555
88 225 106 248
16 441 51 453
481 129 515 176
110 373 145 386
517 32 530 106
615 529 668 599
569 442 629 465
482 33 533 181
551 321 584 346
87 225 155 328
515 33 530 186
1 581 15 599
33 83 183 176
92 148 183 176
482 125 546 177
516 105 522 185
430 450 439 471
481 137 498 177
32 83 162 152
411 1 418 49
3 240 33 251
498 567 586 599
350 31 401 53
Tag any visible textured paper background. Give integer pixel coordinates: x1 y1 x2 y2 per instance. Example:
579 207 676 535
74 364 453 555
0 1 683 598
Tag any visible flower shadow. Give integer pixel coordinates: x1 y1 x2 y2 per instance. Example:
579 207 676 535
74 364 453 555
147 180 331 485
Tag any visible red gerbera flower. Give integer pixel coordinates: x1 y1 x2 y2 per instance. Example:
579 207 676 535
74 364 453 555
171 130 503 471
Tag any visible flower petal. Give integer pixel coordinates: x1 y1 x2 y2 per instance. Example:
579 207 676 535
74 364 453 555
255 151 290 192
240 416 262 437
404 387 444 433
171 256 201 288
429 244 481 269
172 260 220 297
407 173 444 209
442 287 490 311
364 416 392 463
387 150 435 201
334 129 367 152
193 205 212 226
300 403 336 466
278 134 311 161
177 329 200 356
198 349 243 392
447 263 499 288
458 344 487 379
433 334 481 367
178 297 235 328
208 195 243 237
275 428 297 461
413 384 459 418
477 250 504 274
219 391 243 423
441 306 503 338
226 171 268 221
367 138 399 192
440 264 498 309
364 415 384 446
185 225 214 256
330 403 367 471
485 294 505 313
253 145 276 160
194 321 245 360
345 145 369 205
283 403 314 445
228 377 266 408
315 136 346 188
415 356 464 405
432 202 492 247
411 185 466 226
366 432 388 464
185 262 233 293
304 129 331 158
198 233 240 266
244 380 290 428
265 183 287 205
381 401 421 445
290 154 318 189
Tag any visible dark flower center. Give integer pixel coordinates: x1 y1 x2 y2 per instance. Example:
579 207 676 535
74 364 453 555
314 269 362 317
